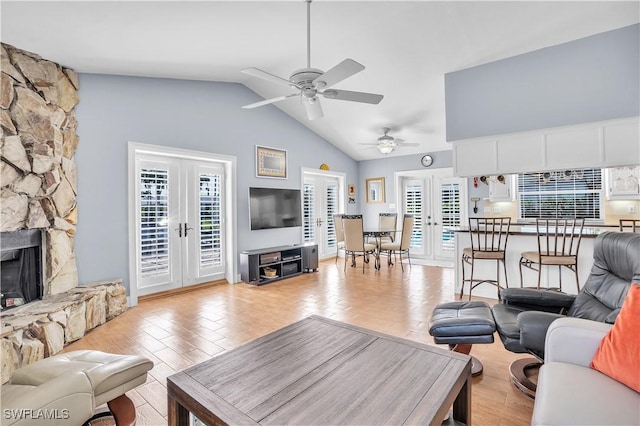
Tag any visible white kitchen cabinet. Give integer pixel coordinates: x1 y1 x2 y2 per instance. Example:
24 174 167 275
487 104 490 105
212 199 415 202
607 166 640 199
453 116 640 177
488 174 515 201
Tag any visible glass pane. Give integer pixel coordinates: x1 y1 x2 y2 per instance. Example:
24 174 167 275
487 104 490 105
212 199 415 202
303 184 315 242
326 184 338 248
139 168 170 277
440 183 460 252
199 173 222 267
405 183 423 248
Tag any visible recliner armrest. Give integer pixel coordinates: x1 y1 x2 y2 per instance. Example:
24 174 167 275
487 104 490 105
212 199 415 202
500 288 576 312
518 311 565 358
544 317 612 368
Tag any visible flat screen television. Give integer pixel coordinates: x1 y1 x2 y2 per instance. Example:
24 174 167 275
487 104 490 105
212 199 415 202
249 187 302 230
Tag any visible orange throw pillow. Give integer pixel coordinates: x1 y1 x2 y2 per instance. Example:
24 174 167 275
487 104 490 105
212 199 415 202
591 283 640 392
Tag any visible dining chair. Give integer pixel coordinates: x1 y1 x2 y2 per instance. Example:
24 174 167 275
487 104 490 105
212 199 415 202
378 213 398 245
619 219 640 232
460 217 511 300
333 214 345 263
379 214 414 272
519 218 584 292
342 215 376 273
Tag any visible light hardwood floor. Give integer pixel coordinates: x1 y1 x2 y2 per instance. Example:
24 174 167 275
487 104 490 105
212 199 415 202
63 260 535 426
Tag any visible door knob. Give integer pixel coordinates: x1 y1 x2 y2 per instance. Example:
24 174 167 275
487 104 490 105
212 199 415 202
184 223 194 237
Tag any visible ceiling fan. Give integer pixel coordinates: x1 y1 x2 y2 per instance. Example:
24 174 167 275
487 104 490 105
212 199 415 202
360 127 420 154
240 0 383 120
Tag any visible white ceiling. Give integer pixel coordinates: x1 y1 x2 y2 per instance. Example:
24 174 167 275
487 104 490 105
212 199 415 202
2 1 638 161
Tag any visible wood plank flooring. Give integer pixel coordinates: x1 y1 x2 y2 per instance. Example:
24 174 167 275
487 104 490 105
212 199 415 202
63 260 534 426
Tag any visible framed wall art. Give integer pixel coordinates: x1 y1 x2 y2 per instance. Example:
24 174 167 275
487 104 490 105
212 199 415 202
256 145 287 179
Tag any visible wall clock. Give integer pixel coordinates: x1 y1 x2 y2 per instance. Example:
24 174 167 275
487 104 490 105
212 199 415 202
421 154 433 167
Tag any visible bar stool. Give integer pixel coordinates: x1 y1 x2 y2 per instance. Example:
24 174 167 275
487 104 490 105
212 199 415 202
519 218 584 292
460 217 511 300
619 219 640 232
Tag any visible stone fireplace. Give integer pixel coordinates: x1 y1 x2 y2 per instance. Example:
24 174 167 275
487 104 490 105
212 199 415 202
1 44 128 383
1 42 80 295
0 229 45 309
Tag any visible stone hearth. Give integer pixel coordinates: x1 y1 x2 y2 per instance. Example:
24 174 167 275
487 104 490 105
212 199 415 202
0 279 127 384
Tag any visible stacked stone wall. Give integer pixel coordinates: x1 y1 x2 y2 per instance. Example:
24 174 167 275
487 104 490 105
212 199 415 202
1 43 80 295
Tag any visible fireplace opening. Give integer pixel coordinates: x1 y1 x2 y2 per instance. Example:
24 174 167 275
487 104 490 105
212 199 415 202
1 230 45 310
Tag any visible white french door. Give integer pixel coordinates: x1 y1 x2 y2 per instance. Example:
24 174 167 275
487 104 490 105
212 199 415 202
302 170 344 259
399 169 467 264
135 154 225 296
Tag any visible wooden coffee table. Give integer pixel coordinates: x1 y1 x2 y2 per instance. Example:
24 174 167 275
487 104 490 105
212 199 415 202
168 316 472 425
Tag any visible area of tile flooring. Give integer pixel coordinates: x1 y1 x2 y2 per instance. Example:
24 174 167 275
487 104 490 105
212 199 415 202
62 260 534 425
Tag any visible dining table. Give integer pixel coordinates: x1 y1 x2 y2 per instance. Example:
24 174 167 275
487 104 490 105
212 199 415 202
363 228 398 270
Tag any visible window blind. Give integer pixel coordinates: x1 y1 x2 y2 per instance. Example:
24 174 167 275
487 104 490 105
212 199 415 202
303 184 315 242
139 168 170 277
325 184 338 248
440 183 461 252
199 173 222 267
518 169 603 220
404 183 423 248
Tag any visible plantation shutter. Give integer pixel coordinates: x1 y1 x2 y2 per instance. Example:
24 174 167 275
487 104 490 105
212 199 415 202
199 172 222 267
440 182 461 252
518 169 603 220
404 181 423 248
325 183 338 248
303 183 315 242
139 168 170 277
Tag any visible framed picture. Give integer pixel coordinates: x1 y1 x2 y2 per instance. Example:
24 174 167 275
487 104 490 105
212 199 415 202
366 177 385 203
348 184 356 196
256 145 287 179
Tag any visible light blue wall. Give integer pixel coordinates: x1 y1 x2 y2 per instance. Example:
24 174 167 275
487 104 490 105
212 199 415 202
74 74 357 291
445 24 640 141
356 151 453 228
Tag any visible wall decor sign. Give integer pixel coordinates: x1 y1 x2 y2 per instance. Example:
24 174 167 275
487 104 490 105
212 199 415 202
256 145 287 179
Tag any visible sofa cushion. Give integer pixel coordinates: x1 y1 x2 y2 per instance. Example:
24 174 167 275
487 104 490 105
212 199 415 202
591 283 640 392
533 362 640 426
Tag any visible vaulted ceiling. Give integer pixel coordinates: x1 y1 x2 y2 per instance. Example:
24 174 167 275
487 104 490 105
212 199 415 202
2 1 638 160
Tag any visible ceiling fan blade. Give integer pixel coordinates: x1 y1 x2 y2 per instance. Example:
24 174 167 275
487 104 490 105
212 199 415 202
304 99 323 120
313 59 364 89
397 142 420 147
323 89 383 104
359 143 380 146
241 67 297 88
242 93 298 109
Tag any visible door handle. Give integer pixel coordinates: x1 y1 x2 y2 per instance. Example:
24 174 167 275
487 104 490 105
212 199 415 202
316 218 324 227
175 224 183 237
184 222 194 237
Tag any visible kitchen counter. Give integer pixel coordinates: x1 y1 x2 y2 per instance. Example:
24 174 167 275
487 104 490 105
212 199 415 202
454 224 619 238
453 225 619 299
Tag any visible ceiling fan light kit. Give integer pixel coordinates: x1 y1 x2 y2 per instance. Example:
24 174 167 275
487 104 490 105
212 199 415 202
362 127 420 155
241 0 383 120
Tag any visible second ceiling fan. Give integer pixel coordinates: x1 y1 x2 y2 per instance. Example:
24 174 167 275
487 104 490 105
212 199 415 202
241 0 383 120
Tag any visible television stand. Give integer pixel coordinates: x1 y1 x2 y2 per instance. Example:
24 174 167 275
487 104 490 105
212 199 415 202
240 243 318 285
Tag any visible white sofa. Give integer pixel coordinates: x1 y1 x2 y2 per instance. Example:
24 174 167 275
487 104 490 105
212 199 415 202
532 317 640 426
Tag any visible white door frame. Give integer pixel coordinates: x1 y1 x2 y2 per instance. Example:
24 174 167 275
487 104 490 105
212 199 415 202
128 142 237 306
394 168 468 267
301 167 346 259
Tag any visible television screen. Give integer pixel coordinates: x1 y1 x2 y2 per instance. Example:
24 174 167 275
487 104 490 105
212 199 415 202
249 187 302 230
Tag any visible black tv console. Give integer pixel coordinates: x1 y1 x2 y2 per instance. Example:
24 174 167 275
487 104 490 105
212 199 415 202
240 243 318 285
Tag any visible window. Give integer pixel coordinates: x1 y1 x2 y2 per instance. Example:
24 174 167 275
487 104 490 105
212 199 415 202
404 181 423 248
440 182 461 252
517 169 603 220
